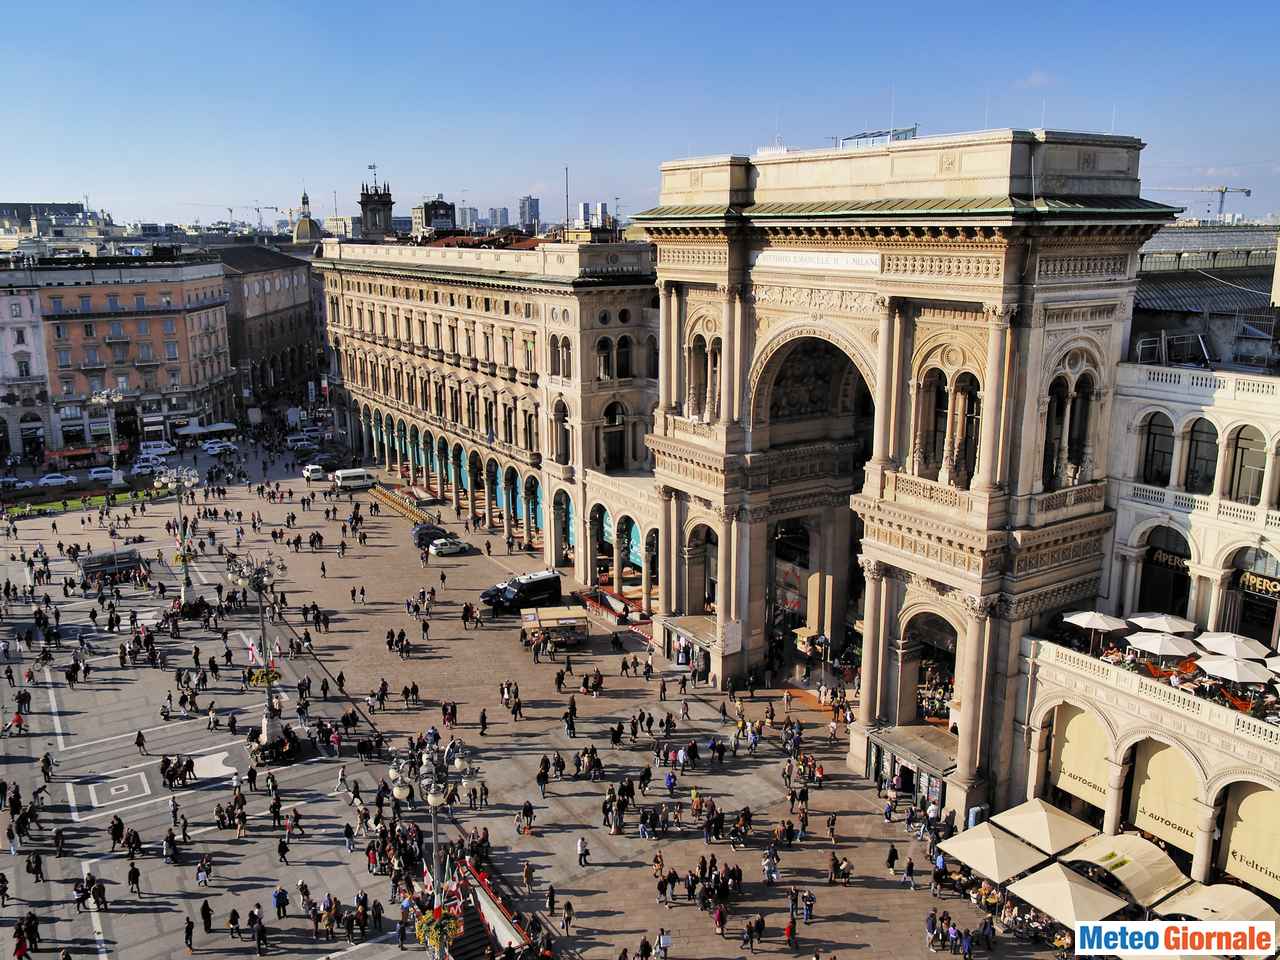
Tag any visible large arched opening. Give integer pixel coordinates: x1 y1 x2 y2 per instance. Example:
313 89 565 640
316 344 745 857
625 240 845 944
1136 524 1193 618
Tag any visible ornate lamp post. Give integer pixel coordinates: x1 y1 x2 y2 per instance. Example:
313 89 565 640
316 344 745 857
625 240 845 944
153 466 200 603
89 388 125 488
227 552 287 747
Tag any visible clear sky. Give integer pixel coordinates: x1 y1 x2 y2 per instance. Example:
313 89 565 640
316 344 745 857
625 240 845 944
4 0 1278 224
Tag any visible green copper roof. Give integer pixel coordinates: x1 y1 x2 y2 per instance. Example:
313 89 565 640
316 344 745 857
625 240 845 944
632 195 1180 221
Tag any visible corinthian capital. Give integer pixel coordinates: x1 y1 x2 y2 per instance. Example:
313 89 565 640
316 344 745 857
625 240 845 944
984 302 1018 325
963 594 998 619
874 294 893 315
858 556 885 581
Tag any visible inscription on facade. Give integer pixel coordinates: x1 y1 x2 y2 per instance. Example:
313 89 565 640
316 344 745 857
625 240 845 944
750 250 881 273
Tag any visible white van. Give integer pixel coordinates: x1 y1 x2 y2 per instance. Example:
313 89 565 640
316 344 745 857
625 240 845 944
139 440 176 457
332 468 376 491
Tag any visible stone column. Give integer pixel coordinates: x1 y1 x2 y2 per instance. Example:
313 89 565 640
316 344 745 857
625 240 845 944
1190 798 1221 883
1053 392 1075 484
955 596 993 784
974 308 1011 491
1212 440 1232 497
1025 725 1050 800
716 515 731 632
821 505 850 641
658 487 674 615
524 495 535 546
856 559 884 726
938 385 960 485
1117 554 1134 617
704 347 718 422
684 345 696 415
806 520 826 632
669 285 683 412
612 530 624 595
720 286 736 423
467 475 477 524
548 501 563 566
1206 571 1232 630
408 447 418 485
909 381 926 476
1259 444 1277 510
502 486 513 543
887 632 922 725
1102 758 1132 835
870 297 895 465
1126 553 1144 616
728 510 741 622
658 283 672 410
451 461 462 512
1168 428 1188 490
1032 397 1051 494
485 474 496 529
384 431 393 472
641 539 652 615
362 423 372 461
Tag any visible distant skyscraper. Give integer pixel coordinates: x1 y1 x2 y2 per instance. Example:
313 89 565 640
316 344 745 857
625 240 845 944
576 201 591 228
518 196 540 231
457 207 478 230
592 201 609 228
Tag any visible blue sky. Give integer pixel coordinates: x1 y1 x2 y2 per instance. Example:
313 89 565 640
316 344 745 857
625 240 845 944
4 0 1278 224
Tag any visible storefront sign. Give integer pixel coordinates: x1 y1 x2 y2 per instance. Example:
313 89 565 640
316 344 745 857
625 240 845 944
1128 740 1199 854
1236 570 1280 597
1048 703 1109 809
1217 781 1280 899
1147 547 1190 571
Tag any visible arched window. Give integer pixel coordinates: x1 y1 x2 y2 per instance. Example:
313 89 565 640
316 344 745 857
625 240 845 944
619 308 631 324
1141 413 1174 486
598 310 610 325
1228 426 1269 504
1184 418 1218 494
560 339 572 379
553 399 571 465
645 335 659 379
549 335 561 377
616 336 633 378
596 337 613 379
602 401 627 471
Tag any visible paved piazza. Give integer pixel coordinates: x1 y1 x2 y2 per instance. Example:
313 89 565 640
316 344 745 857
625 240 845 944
0 448 1043 959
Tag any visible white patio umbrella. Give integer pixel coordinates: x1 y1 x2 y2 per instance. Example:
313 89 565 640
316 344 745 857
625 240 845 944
1195 656 1273 685
1063 611 1129 633
1195 632 1272 661
1265 656 1280 674
1127 632 1198 658
1128 612 1196 634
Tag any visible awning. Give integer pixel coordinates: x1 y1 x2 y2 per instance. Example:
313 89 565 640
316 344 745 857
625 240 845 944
1066 833 1191 908
174 423 207 436
937 822 1048 884
1007 863 1127 925
989 798 1099 855
1153 882 1280 925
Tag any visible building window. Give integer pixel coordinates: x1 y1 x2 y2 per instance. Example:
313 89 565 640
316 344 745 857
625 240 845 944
1184 418 1218 494
116 374 129 391
524 339 535 370
1141 413 1174 486
83 322 95 338
111 346 127 363
109 320 124 338
53 323 65 340
1228 426 1269 505
135 294 146 310
169 369 181 386
107 294 119 311
165 341 179 361
79 295 92 312
88 376 103 392
16 360 30 378
61 380 74 396
138 318 150 335
13 327 25 345
56 349 70 368
162 318 176 335
8 302 19 318
50 297 63 314
619 308 631 324
84 347 100 365
139 343 154 361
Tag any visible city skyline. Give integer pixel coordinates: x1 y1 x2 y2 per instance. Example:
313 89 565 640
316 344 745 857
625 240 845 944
4 1 1279 224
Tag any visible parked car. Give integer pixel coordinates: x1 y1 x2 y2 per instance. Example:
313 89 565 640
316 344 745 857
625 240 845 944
87 467 116 483
130 463 157 477
38 473 78 488
428 537 469 556
0 476 33 490
411 524 449 549
302 464 329 481
139 440 176 458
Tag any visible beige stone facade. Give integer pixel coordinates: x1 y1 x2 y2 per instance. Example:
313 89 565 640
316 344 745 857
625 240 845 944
313 239 663 600
634 129 1179 819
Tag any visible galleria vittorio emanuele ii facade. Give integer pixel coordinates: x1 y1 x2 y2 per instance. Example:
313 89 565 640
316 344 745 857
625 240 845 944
318 128 1280 903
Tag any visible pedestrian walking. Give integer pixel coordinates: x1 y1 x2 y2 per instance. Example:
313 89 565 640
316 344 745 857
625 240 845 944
184 916 195 954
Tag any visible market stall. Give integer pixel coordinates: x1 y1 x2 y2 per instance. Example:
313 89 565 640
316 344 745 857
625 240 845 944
522 606 589 651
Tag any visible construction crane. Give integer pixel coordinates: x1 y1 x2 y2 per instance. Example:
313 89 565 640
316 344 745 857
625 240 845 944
1150 185 1253 218
254 206 280 230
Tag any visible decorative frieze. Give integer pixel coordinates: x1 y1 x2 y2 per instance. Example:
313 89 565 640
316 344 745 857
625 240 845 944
1038 254 1129 281
997 576 1101 621
749 285 879 316
882 253 1001 281
659 245 728 267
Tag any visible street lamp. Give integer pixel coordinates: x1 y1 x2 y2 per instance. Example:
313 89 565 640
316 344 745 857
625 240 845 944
153 466 200 604
417 745 480 910
90 388 125 488
227 552 287 749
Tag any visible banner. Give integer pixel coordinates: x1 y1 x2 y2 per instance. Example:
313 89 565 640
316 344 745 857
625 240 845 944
1048 703 1109 809
1128 740 1199 854
1218 781 1280 899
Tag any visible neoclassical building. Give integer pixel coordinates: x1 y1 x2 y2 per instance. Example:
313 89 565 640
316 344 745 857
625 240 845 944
313 236 665 607
633 129 1179 819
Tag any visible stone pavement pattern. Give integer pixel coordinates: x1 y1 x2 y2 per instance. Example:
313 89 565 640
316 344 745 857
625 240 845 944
0 449 1052 959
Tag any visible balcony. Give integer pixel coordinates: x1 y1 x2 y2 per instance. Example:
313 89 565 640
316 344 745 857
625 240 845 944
1119 481 1280 533
48 296 227 321
1116 362 1280 407
103 334 130 345
499 364 517 383
79 360 107 372
445 352 460 367
479 360 497 376
463 356 479 372
1028 480 1107 525
1030 638 1280 763
134 358 162 368
881 470 977 516
517 369 539 387
429 348 444 361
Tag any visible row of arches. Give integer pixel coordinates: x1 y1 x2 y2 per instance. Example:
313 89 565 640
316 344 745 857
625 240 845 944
1136 411 1277 507
1031 699 1280 896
